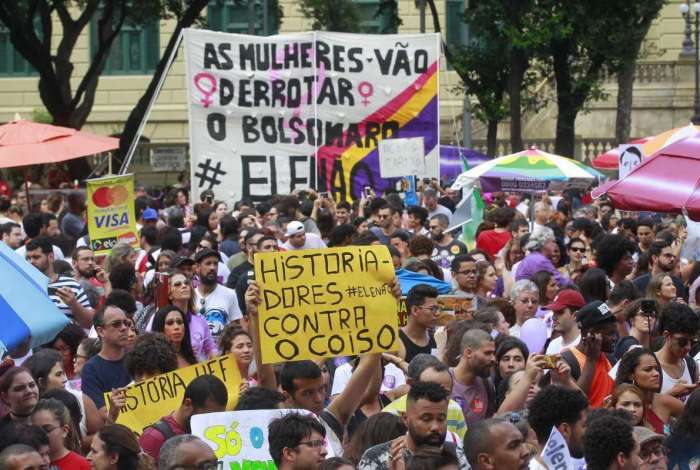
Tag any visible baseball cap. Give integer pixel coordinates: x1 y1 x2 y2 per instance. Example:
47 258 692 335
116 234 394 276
576 300 616 330
544 290 586 312
143 208 158 220
170 256 195 268
285 221 305 237
633 426 664 446
194 248 221 264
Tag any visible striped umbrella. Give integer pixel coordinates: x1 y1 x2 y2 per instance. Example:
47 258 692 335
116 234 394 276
592 124 700 169
451 147 601 193
0 242 69 354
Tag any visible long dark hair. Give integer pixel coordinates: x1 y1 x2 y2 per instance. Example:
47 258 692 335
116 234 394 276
614 348 662 393
24 349 63 394
578 267 609 303
98 424 152 470
152 305 197 365
494 337 529 390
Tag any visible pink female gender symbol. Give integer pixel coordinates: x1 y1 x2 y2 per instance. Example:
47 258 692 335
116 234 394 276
194 72 217 108
358 81 374 106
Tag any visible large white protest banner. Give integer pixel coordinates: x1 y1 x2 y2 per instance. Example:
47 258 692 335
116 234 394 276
191 409 334 468
184 29 440 203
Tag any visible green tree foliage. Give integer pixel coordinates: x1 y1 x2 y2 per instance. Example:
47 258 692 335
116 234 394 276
298 0 361 32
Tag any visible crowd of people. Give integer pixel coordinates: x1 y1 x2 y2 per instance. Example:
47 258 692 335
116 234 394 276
0 182 700 470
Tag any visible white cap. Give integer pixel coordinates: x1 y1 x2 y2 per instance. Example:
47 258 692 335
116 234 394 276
285 221 305 237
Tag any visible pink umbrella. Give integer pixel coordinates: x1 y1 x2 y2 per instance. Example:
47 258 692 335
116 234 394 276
0 119 118 168
593 132 700 221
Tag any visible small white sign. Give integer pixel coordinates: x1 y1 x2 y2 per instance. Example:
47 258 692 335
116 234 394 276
618 144 643 179
378 137 425 178
151 146 187 172
541 426 576 470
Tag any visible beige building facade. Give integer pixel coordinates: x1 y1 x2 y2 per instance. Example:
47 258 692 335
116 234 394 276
0 0 696 179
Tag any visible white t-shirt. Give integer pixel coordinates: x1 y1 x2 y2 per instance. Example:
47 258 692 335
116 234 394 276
194 284 242 337
330 362 406 396
428 204 453 224
660 360 692 395
282 233 327 250
546 334 581 355
16 243 64 260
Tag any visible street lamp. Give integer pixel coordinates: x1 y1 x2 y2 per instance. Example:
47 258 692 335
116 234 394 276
681 1 700 124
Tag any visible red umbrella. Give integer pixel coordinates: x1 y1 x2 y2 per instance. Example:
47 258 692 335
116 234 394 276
0 119 118 168
593 132 700 221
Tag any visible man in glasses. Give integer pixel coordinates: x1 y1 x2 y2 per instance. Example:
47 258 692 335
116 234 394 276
158 435 218 470
655 302 699 398
451 254 478 297
80 304 133 416
634 240 686 299
369 203 398 245
399 284 439 363
633 427 667 470
268 413 328 470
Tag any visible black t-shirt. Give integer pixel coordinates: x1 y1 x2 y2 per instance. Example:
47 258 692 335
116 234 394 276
613 335 641 361
399 329 436 364
431 238 467 271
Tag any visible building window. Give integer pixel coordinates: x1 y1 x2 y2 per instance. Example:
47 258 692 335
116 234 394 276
0 24 38 76
208 0 279 36
90 14 160 75
445 0 467 47
354 0 398 34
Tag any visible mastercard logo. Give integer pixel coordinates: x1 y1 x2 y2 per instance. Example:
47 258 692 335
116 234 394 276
92 185 129 208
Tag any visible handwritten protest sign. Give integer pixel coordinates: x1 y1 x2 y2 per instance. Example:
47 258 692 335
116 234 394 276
397 295 474 327
105 354 240 434
184 29 440 203
192 409 334 468
378 137 425 178
255 246 398 363
87 174 138 255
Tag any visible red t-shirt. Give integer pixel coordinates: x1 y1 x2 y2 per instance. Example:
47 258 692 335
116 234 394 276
139 414 187 462
476 230 511 259
53 451 90 470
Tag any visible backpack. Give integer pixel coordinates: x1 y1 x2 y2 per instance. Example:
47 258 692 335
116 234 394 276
561 349 582 380
149 418 177 441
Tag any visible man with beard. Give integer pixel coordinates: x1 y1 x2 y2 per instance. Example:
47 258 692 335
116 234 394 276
358 381 469 469
527 385 590 470
193 248 241 339
634 240 685 298
430 214 467 271
369 203 399 245
26 237 93 328
16 213 64 260
140 375 227 462
560 301 617 407
464 418 531 470
72 247 106 292
451 328 496 426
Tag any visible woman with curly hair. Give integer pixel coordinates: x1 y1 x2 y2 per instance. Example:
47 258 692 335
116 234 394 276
475 260 498 299
593 233 636 286
615 347 683 434
124 333 178 383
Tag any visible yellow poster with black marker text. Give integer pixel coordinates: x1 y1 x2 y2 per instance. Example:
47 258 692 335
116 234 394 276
87 174 138 255
255 246 399 364
104 354 241 434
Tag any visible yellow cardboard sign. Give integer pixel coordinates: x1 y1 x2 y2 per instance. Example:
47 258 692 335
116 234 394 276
255 246 399 363
105 354 241 434
86 174 138 255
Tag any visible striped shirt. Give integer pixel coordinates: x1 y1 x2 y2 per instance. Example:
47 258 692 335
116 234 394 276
49 275 91 320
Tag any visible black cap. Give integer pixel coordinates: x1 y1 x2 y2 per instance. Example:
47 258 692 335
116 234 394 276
170 256 195 268
194 248 221 264
576 301 616 330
